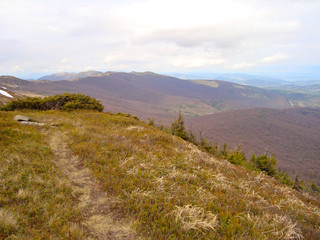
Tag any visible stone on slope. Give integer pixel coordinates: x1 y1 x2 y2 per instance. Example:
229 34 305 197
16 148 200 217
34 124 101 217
13 115 30 122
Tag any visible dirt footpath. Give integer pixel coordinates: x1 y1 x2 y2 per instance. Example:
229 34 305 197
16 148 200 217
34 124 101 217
49 131 141 240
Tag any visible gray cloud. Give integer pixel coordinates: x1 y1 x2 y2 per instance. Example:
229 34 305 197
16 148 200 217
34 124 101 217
136 20 301 50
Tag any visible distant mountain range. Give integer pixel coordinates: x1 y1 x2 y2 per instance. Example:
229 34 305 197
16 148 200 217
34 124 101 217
0 71 290 123
171 73 290 87
171 72 320 87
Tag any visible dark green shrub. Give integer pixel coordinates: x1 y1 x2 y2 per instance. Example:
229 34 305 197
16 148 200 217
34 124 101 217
250 154 277 176
199 138 217 155
276 171 294 187
147 118 155 126
227 149 246 166
0 93 104 112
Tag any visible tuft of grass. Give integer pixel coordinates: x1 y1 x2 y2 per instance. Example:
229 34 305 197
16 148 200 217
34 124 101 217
172 204 218 233
240 213 303 240
0 208 18 234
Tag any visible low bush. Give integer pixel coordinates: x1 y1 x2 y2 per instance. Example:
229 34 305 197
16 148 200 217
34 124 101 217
250 154 278 176
0 93 103 112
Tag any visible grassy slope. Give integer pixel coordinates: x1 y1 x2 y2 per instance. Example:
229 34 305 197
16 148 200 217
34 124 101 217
0 111 86 239
1 110 320 239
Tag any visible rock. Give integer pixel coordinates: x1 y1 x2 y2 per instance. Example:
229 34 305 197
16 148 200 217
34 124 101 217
13 115 45 126
20 121 45 126
14 115 30 122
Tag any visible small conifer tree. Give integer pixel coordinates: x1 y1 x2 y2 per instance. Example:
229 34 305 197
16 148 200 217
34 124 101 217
170 113 189 141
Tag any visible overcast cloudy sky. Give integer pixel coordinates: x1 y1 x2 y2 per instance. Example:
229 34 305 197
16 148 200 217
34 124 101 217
0 0 319 79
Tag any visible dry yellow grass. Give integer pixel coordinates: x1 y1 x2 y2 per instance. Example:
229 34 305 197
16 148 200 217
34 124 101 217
173 205 218 232
0 208 18 231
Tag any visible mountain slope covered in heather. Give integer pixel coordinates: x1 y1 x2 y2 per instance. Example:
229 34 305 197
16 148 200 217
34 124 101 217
187 107 320 184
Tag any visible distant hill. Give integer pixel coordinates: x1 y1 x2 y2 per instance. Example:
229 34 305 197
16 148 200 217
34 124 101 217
266 83 320 108
187 107 320 184
174 73 289 87
0 76 38 105
0 75 33 88
0 76 44 105
0 72 290 123
37 70 102 81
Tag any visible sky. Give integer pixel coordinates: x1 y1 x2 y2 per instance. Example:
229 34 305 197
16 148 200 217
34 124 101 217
0 0 319 80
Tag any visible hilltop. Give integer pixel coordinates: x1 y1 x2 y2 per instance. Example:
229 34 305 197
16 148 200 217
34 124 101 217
37 70 103 81
1 108 319 239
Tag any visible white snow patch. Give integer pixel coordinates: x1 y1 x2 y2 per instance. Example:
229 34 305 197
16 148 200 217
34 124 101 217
1 86 7 89
0 90 13 98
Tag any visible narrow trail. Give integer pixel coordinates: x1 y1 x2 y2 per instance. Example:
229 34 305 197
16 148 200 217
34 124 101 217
49 130 140 240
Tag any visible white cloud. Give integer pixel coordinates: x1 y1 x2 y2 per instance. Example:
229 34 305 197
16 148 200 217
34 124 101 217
61 58 69 63
228 53 292 70
257 53 292 63
171 58 226 69
135 20 301 50
228 62 255 69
